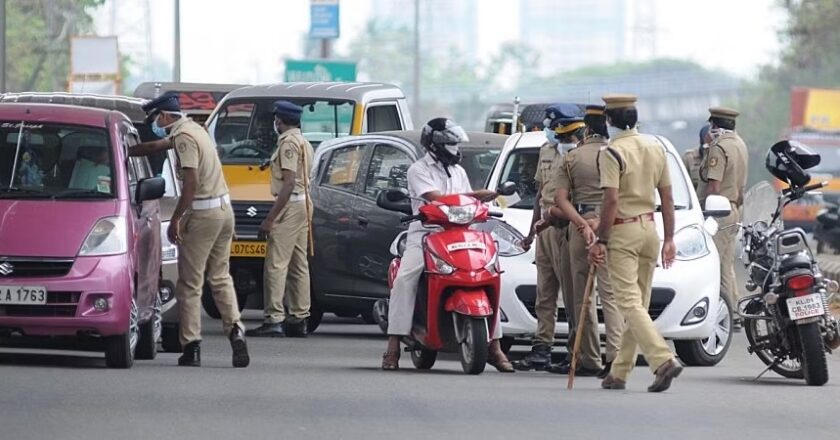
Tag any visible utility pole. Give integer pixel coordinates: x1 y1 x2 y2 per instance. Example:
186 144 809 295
320 39 330 59
173 0 181 81
412 0 420 120
1 0 6 93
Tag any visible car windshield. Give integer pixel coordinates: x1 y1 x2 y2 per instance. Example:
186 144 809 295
0 121 115 199
208 98 355 165
497 147 690 210
460 147 500 189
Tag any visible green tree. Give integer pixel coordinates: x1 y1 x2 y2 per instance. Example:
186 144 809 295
4 0 105 92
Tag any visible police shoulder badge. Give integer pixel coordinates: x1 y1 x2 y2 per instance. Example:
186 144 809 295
177 142 186 153
709 157 719 168
284 148 294 160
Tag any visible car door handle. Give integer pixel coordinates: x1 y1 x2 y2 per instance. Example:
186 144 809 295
357 216 369 227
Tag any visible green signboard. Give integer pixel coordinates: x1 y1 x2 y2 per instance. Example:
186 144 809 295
284 60 357 82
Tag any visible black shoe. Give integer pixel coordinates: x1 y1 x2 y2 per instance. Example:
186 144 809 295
230 325 250 368
283 318 308 338
177 341 201 367
245 322 285 338
512 344 551 371
546 362 601 376
597 361 612 379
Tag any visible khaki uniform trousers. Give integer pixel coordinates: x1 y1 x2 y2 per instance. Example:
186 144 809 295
607 217 674 381
263 201 311 324
176 204 241 346
534 225 574 350
568 225 623 368
713 204 740 313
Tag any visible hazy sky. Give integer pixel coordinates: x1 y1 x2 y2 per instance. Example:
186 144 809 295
96 0 786 84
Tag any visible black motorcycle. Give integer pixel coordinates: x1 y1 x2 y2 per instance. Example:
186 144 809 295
737 140 840 386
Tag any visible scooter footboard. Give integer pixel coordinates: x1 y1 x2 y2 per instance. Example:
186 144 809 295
444 289 493 317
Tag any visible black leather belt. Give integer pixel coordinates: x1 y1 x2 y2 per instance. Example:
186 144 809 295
575 204 600 215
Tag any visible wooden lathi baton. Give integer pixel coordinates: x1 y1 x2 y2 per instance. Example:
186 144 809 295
568 264 597 390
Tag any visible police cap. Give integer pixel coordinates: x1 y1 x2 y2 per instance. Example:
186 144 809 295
141 91 180 123
273 100 303 120
602 94 637 110
708 106 739 121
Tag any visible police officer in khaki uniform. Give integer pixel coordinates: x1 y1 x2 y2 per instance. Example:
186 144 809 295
514 104 581 371
590 94 682 392
247 101 315 338
131 92 249 368
551 104 623 378
700 107 748 328
682 124 712 193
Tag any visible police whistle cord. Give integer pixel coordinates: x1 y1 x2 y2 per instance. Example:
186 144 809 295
567 264 597 390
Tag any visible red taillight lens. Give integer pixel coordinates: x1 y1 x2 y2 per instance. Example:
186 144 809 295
786 274 814 296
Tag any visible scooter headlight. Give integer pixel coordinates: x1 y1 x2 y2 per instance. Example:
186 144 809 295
675 225 710 261
484 250 500 274
428 252 455 275
439 205 477 224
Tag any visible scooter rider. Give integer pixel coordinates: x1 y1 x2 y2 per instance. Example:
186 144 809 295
381 117 514 372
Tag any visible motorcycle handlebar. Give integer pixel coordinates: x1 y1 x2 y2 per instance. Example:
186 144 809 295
784 181 827 197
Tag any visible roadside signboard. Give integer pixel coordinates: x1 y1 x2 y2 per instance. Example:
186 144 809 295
310 0 340 39
285 59 357 82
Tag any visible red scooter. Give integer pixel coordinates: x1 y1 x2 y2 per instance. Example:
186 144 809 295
375 183 520 374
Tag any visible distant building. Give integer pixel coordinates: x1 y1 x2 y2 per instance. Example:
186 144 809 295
520 0 628 74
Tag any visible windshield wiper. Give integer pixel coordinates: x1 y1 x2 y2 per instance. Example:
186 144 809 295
0 187 53 198
53 189 113 199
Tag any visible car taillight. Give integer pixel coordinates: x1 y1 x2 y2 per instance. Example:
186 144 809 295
786 274 814 297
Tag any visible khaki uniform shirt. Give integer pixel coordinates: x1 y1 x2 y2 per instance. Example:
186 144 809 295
169 117 228 199
556 136 607 206
270 128 314 197
535 142 564 212
599 128 671 218
682 148 703 191
700 131 748 206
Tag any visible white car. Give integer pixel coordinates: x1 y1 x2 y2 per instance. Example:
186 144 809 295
488 131 733 366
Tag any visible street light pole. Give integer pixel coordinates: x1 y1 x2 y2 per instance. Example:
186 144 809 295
412 0 420 121
173 0 181 82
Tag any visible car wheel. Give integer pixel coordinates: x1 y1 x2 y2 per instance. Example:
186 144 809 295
136 294 162 360
105 298 138 369
307 303 324 334
201 282 247 319
333 310 359 319
360 309 377 325
674 294 733 366
161 323 182 353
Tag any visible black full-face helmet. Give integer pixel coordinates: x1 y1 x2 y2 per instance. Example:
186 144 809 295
420 117 469 167
765 140 821 187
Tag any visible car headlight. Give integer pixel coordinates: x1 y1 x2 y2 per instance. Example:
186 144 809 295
160 221 178 261
79 216 127 256
681 297 709 325
674 225 710 261
428 252 455 275
439 205 476 224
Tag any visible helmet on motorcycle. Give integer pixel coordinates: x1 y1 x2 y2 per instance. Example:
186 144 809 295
765 140 821 187
420 117 469 167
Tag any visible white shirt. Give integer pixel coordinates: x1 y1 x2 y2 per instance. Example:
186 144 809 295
406 153 472 234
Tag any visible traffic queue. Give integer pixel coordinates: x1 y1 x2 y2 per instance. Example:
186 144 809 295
0 82 837 391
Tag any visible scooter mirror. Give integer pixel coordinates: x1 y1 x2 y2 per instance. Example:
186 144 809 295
497 181 518 197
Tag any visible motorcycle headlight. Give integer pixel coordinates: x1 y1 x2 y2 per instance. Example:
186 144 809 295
439 205 477 224
160 221 178 261
428 252 455 275
675 225 710 261
79 216 128 256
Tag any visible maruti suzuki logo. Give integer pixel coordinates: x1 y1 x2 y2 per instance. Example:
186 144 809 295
0 262 13 276
246 206 258 217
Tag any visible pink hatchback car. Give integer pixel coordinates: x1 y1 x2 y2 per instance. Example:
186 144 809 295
0 103 165 368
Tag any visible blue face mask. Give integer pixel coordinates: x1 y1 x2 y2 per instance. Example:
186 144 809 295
544 128 558 145
152 119 167 139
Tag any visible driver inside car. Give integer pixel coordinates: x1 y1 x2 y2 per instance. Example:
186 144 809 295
381 117 514 372
68 145 110 191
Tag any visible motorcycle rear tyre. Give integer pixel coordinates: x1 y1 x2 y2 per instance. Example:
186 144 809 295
744 316 804 379
411 348 437 369
459 317 488 375
798 322 829 386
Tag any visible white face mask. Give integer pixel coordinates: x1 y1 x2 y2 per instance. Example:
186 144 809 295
444 144 459 156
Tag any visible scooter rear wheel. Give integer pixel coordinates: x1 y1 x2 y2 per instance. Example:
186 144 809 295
411 348 437 370
459 317 488 375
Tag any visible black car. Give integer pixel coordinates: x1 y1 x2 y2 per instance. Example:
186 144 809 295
307 130 506 330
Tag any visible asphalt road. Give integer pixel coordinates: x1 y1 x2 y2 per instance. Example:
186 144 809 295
1 308 839 440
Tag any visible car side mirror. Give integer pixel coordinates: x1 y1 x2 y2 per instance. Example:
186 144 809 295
377 188 412 215
136 176 166 203
703 195 731 218
497 181 518 196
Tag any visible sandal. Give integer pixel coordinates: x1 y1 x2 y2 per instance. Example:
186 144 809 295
381 350 400 370
488 352 515 373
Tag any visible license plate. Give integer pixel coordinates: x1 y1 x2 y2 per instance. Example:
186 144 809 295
446 242 486 252
0 285 47 305
231 241 267 258
787 293 825 320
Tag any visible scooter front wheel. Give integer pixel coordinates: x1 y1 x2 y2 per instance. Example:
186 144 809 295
411 348 438 369
459 317 488 375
